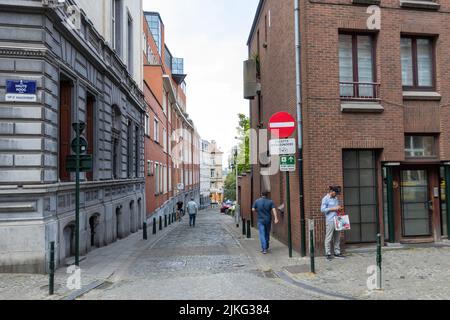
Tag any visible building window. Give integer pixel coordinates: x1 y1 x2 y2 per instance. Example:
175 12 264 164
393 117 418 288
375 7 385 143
405 136 436 158
59 80 72 182
86 94 95 181
135 125 139 177
339 33 377 100
112 0 122 55
127 120 132 178
162 91 167 114
155 163 159 194
401 36 435 90
127 13 133 74
163 127 167 153
343 150 378 243
147 160 151 176
145 114 150 136
145 13 162 54
154 119 159 143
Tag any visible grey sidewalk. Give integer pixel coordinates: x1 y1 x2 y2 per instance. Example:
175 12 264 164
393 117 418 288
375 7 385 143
0 219 180 300
224 215 450 300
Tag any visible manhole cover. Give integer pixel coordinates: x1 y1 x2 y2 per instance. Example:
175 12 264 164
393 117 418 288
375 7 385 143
284 265 310 274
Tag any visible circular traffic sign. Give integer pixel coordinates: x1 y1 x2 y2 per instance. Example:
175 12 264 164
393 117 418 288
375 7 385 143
269 112 296 139
71 137 88 154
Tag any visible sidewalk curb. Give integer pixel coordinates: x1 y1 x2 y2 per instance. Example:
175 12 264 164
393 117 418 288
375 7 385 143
61 280 106 300
57 220 181 300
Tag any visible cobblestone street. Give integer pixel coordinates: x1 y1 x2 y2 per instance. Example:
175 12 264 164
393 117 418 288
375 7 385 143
79 209 322 300
2 209 450 300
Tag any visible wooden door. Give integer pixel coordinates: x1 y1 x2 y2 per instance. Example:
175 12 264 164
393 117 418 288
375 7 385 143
59 81 72 182
86 96 94 181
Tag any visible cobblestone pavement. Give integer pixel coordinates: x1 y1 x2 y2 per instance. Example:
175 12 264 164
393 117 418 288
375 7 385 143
291 246 450 300
3 209 450 300
80 209 324 300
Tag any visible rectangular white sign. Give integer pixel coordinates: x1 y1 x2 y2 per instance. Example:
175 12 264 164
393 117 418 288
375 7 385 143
5 94 37 102
270 139 296 155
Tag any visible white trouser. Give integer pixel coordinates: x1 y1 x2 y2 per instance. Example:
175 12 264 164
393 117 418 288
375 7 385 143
325 221 341 256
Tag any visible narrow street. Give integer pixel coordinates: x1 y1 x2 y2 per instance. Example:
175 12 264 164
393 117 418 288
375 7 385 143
78 209 322 300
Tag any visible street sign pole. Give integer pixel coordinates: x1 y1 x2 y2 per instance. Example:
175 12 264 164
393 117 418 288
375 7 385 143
286 171 293 258
75 123 80 267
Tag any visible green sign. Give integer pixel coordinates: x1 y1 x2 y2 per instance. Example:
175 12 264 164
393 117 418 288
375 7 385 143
71 137 88 154
280 155 296 172
66 155 93 172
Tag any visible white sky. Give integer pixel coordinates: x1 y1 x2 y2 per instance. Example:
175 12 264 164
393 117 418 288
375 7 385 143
143 0 259 166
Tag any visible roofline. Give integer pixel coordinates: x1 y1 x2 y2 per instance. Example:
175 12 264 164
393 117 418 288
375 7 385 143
247 0 265 46
143 11 165 27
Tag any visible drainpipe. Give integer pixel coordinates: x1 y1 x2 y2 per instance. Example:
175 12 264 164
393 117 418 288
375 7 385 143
294 0 306 257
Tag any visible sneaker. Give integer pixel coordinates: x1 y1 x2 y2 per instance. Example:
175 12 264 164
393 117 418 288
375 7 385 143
262 251 267 255
334 254 346 259
326 255 333 261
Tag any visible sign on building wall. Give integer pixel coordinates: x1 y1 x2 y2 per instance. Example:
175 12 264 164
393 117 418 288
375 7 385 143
5 80 37 102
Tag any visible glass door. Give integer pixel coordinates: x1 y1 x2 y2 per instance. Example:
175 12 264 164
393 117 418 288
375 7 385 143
343 150 378 243
401 170 432 237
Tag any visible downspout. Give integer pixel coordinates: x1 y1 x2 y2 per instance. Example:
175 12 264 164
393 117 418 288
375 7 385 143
295 0 307 257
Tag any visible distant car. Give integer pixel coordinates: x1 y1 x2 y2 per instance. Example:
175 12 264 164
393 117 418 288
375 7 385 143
220 203 231 214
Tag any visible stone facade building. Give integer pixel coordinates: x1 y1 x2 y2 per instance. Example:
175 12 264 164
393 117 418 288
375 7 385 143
0 0 145 273
143 12 200 221
243 0 450 255
210 140 224 203
200 139 212 208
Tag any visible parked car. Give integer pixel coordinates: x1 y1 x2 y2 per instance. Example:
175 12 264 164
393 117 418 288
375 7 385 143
220 203 231 214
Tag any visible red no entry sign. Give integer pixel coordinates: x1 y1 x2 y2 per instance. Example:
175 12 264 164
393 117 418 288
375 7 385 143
269 112 296 139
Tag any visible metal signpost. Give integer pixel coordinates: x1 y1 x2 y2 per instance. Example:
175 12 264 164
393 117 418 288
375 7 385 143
65 122 93 267
269 112 297 258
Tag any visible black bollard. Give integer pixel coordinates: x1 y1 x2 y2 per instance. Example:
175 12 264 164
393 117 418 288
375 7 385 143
49 241 55 295
310 229 315 274
246 220 251 239
153 218 157 234
242 218 246 236
165 215 167 228
159 216 162 231
143 222 148 240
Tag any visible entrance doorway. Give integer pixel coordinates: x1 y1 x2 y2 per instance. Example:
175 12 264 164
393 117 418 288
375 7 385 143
400 170 432 237
343 150 378 243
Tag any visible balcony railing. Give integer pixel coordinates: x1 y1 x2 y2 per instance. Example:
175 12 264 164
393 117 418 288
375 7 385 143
340 82 381 101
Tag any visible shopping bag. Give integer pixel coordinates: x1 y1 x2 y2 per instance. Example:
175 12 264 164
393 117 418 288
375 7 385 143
334 211 351 231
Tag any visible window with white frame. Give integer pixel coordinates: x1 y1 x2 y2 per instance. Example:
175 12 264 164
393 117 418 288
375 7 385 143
154 119 159 143
155 163 159 194
145 114 150 136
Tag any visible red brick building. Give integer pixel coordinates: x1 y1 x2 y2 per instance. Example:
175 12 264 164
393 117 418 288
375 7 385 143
242 0 450 255
143 12 200 220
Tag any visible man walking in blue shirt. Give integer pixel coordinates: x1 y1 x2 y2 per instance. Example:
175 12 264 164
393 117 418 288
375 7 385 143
252 192 279 254
321 187 345 261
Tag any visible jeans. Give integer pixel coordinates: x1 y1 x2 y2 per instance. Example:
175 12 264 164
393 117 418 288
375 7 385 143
258 220 272 251
189 214 196 227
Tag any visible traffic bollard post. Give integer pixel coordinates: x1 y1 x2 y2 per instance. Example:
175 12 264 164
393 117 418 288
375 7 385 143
246 220 251 239
49 241 55 295
377 233 382 290
153 218 157 235
143 222 148 240
310 229 315 274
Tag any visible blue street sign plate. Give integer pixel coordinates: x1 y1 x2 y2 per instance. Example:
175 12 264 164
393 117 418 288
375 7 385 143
6 80 37 102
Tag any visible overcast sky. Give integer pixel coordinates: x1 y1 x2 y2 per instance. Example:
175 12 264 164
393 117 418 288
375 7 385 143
142 0 259 166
